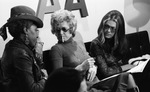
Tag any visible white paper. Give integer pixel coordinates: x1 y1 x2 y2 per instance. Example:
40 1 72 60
127 59 150 73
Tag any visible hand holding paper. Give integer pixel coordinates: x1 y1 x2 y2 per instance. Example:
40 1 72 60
87 65 97 82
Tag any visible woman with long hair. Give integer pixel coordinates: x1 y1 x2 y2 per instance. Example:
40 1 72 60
90 10 128 80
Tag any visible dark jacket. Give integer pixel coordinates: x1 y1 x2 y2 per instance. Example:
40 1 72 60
1 38 45 92
90 37 122 80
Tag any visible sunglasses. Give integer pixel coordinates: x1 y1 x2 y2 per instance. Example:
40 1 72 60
104 25 116 31
57 27 70 33
104 20 117 30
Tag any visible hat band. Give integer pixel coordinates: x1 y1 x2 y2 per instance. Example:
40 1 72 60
12 13 33 18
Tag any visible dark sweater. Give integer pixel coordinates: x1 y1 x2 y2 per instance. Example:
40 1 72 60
90 37 122 80
50 38 91 71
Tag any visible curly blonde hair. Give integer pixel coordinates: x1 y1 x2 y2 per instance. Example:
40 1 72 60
50 10 77 37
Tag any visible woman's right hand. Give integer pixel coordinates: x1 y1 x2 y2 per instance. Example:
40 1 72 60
75 58 95 71
41 69 48 80
87 65 97 82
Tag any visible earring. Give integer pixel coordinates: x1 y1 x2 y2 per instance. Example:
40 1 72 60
25 34 29 45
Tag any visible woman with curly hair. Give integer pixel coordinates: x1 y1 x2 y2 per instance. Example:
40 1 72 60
49 10 98 91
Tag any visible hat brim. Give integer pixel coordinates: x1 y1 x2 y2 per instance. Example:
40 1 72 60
7 15 43 28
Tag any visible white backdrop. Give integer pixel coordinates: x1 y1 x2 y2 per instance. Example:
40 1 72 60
0 0 124 57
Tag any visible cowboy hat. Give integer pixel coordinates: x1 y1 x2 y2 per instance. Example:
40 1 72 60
7 5 43 28
0 5 43 40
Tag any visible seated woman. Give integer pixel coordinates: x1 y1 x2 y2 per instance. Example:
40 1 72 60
0 6 48 92
43 67 88 92
49 10 98 90
89 10 139 92
89 10 128 80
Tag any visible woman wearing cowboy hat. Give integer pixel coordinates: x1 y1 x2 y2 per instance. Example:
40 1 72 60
0 5 48 92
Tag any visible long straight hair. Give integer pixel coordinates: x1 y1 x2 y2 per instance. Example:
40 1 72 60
97 10 128 56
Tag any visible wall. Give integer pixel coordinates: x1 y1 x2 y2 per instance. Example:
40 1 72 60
124 0 150 34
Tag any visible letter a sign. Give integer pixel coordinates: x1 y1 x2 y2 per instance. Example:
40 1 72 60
36 0 88 20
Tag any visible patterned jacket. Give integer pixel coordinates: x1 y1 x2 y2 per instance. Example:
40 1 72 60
1 38 45 92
